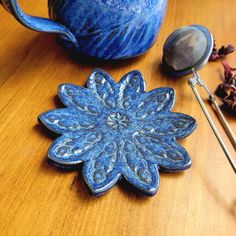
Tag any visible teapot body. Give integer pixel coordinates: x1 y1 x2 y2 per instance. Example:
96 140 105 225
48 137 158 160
48 0 167 59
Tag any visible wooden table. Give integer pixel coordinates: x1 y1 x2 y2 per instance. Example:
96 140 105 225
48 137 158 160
0 1 235 235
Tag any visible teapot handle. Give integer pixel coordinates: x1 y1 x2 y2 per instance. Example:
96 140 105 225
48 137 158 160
1 0 77 46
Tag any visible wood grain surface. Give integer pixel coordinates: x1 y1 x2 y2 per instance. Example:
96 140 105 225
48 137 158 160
0 1 235 235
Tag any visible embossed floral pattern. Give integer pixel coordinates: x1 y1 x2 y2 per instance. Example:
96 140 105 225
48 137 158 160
39 69 197 196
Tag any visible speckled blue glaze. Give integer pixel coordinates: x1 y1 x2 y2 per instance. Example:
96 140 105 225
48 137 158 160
38 69 197 196
1 0 167 59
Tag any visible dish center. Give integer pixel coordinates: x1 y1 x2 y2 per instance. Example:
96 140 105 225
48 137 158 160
106 112 130 130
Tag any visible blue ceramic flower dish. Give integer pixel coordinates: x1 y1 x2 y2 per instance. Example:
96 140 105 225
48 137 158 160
38 69 197 196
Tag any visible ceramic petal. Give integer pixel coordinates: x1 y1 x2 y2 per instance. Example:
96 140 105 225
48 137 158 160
83 141 121 195
121 140 160 195
59 84 102 116
87 69 117 108
118 70 146 109
134 134 192 171
48 131 103 166
138 112 196 139
39 108 97 134
134 88 175 119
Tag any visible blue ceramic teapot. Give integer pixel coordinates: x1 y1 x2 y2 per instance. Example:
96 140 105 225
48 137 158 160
1 0 167 59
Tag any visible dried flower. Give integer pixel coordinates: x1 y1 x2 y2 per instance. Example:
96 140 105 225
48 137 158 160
209 41 235 61
209 41 220 61
223 91 236 112
215 83 233 98
215 61 236 113
218 44 235 56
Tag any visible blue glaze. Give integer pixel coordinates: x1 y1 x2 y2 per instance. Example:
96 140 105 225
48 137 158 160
39 69 197 196
1 0 167 60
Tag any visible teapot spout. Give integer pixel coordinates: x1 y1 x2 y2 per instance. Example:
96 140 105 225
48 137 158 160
1 0 77 46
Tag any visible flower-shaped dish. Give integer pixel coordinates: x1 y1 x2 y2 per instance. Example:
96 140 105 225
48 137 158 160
39 69 197 196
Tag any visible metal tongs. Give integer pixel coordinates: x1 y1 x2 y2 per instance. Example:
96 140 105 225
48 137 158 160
163 25 236 173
